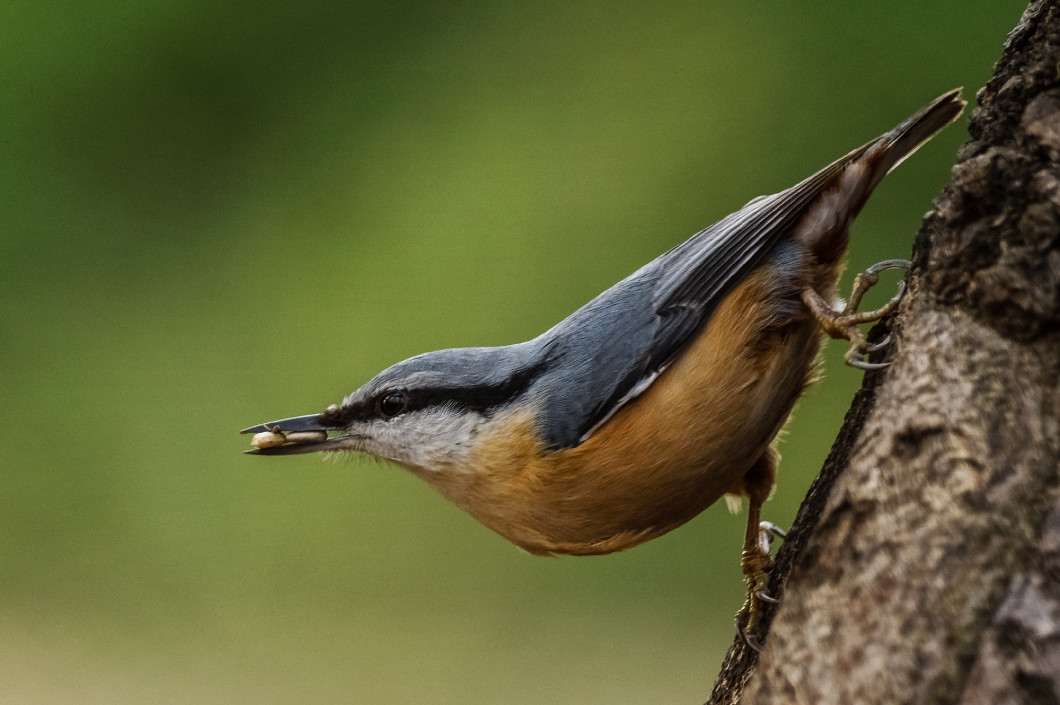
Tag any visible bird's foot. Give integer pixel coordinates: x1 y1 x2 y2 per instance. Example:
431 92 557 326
801 259 911 370
737 521 786 652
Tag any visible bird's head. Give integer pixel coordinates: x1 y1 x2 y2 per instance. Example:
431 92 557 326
241 343 545 474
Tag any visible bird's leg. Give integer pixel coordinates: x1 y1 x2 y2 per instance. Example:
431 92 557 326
735 450 785 651
801 259 911 370
738 519 786 651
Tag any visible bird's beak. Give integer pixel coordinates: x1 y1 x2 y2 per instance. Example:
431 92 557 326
240 413 350 455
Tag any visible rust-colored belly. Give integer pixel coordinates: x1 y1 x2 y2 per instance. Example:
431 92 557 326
427 267 825 555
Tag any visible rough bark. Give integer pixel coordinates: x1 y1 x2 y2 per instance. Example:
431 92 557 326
708 1 1060 703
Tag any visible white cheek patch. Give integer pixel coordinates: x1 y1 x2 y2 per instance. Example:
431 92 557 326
361 407 484 473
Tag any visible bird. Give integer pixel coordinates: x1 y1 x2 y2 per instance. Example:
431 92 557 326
241 89 964 645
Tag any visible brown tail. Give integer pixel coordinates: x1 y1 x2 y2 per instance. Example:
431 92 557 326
867 88 966 184
798 89 965 266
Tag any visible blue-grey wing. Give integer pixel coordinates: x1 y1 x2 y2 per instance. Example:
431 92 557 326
534 153 859 451
535 90 964 450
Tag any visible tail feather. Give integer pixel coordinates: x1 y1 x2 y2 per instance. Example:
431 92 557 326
796 89 965 265
871 88 966 179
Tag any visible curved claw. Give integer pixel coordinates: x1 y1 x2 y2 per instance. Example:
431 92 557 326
802 257 910 375
849 333 895 368
864 258 912 277
882 280 907 312
736 521 788 651
847 357 892 371
844 340 892 371
741 631 764 653
756 591 779 604
865 334 893 353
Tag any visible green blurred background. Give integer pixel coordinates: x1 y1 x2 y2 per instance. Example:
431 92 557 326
1 2 1021 703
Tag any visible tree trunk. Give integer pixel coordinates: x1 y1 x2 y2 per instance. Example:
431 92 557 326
708 1 1060 703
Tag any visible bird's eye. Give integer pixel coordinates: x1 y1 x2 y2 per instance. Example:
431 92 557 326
377 391 408 418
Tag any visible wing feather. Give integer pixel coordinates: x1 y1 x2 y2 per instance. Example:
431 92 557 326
537 90 964 449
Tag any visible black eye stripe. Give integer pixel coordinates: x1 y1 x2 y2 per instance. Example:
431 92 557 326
320 359 545 426
399 384 522 415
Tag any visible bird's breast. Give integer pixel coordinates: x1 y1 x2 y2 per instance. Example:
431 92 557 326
422 265 827 555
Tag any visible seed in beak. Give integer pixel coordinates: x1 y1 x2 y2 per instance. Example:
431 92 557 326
284 431 328 444
251 431 287 449
250 429 328 449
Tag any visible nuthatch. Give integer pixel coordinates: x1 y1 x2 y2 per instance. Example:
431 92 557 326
242 90 964 645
